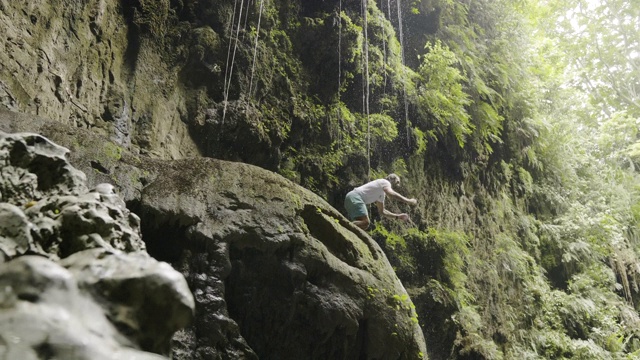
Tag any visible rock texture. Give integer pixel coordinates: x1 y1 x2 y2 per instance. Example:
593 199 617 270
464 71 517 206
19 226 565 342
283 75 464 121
1 109 428 359
0 0 199 159
0 0 365 173
0 130 195 359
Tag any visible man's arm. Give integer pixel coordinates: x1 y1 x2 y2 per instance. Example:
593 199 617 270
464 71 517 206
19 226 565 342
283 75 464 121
375 201 410 221
383 186 418 205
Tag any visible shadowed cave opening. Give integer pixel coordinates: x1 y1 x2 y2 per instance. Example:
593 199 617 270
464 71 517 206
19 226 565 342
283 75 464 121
127 200 187 263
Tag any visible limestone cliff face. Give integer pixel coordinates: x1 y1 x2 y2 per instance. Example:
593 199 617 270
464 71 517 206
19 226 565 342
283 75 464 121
0 0 293 166
0 0 199 159
2 109 428 359
0 0 376 175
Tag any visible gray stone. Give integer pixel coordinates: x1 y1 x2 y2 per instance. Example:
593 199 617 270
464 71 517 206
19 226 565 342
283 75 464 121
0 131 87 205
0 203 33 258
23 190 145 259
0 130 195 358
61 248 195 355
0 255 167 360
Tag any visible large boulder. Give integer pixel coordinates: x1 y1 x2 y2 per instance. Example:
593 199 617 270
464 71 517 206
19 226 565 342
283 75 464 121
0 129 195 359
138 158 428 360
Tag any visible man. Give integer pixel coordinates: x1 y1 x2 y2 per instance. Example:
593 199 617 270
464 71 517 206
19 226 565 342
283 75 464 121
344 174 418 230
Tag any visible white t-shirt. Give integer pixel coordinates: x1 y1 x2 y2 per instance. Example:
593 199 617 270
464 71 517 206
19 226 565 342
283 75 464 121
354 179 391 204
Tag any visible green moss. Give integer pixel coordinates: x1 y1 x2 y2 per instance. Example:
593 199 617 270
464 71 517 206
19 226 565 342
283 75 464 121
103 142 123 161
131 0 170 36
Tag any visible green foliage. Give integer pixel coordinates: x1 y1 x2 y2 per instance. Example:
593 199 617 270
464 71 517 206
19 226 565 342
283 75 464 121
372 224 473 308
176 0 640 358
369 113 398 143
412 127 428 155
597 112 640 168
453 306 502 359
416 40 472 148
371 222 416 275
426 228 470 294
549 0 640 120
471 101 504 154
361 0 640 358
391 158 409 179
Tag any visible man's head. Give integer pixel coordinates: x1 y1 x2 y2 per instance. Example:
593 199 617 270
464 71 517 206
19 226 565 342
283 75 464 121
386 173 401 188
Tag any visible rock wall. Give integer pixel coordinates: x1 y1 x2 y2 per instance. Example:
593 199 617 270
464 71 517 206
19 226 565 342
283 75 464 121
0 0 199 159
1 109 428 359
0 0 381 176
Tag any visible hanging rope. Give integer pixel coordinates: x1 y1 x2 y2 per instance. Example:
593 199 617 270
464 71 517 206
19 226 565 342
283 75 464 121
381 13 387 99
242 0 252 41
222 0 239 125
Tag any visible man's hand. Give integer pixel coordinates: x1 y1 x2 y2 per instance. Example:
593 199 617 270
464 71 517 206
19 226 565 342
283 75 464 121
398 213 410 221
407 198 418 206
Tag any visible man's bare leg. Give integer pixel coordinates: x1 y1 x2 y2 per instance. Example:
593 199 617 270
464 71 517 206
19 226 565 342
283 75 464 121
353 215 370 230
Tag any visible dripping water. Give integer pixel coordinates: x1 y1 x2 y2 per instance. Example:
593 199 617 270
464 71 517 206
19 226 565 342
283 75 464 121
222 0 246 125
395 0 411 147
248 0 265 99
222 1 238 125
242 0 252 41
386 0 392 98
337 0 343 145
383 0 391 95
362 0 371 179
381 12 387 99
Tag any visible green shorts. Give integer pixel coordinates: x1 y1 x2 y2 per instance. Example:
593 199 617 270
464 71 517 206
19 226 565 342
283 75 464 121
344 191 367 220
